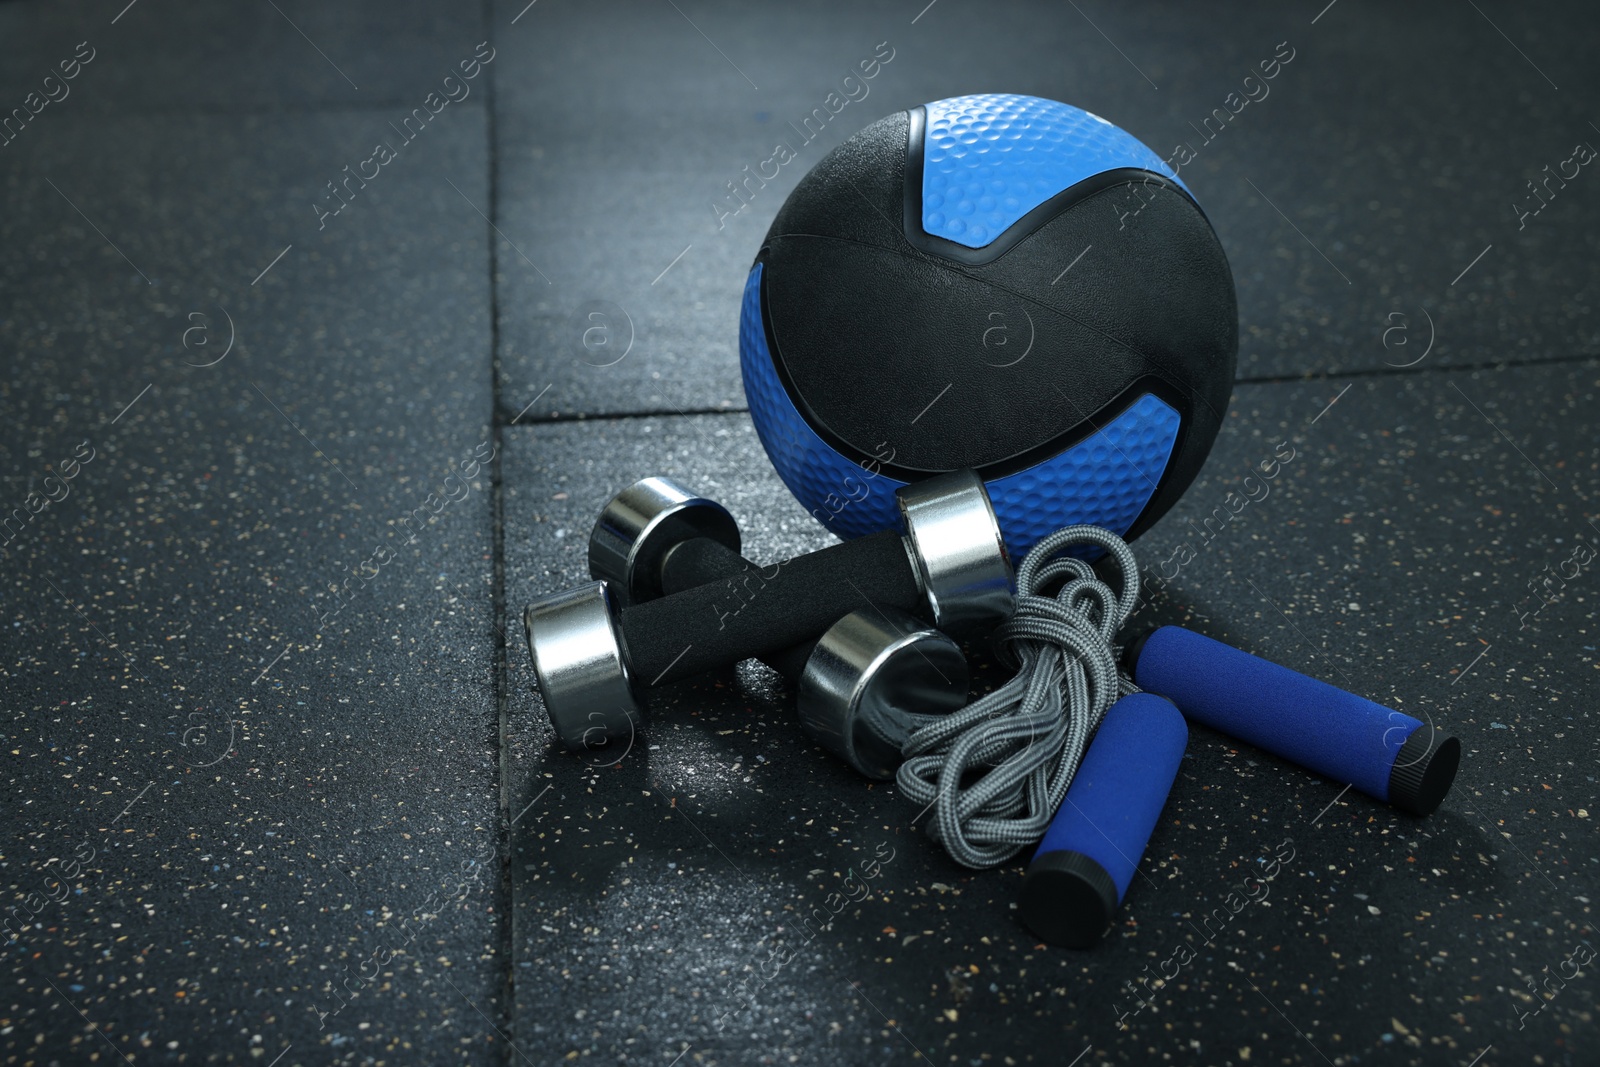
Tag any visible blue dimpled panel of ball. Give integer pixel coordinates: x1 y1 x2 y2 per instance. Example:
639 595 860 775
740 264 1182 552
985 393 1181 552
920 94 1186 249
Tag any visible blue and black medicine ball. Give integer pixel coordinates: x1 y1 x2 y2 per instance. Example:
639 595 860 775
739 93 1238 554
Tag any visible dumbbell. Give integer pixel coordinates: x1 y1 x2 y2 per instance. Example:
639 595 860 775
1124 625 1461 816
584 476 974 778
524 469 1012 761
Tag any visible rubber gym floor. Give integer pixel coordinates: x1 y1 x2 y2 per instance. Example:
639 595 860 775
2 2 1596 1064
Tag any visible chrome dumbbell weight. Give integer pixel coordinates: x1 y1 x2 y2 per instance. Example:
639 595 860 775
524 470 1012 770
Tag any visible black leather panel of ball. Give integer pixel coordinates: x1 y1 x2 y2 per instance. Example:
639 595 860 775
763 111 912 253
761 235 1159 474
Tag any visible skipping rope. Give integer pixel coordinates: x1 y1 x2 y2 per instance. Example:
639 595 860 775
895 525 1142 869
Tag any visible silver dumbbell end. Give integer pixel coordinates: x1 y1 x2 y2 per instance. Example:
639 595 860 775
523 581 640 751
588 477 741 606
797 608 968 780
897 469 1014 634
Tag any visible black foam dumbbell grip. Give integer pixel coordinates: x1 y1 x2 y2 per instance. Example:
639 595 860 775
617 529 923 687
655 536 815 680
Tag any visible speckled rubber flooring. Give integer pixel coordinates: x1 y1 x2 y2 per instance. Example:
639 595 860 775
2 2 1596 1065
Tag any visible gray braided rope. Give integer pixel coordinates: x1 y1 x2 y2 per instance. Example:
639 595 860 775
895 525 1141 869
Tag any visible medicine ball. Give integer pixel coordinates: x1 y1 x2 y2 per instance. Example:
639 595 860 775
739 93 1237 554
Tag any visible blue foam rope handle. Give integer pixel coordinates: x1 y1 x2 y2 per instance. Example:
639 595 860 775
1132 626 1423 802
920 94 1188 249
738 264 1181 554
1030 692 1187 904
